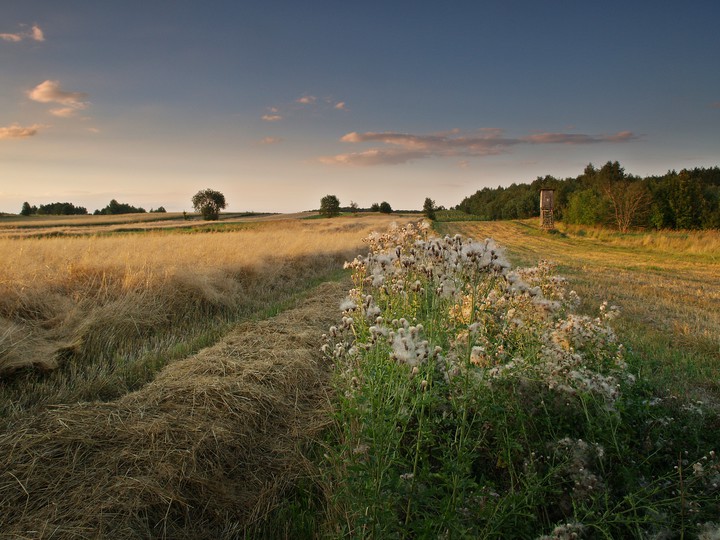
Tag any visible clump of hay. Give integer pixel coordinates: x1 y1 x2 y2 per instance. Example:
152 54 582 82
0 281 346 538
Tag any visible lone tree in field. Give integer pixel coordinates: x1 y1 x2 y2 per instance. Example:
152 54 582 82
320 194 341 217
379 201 393 214
192 188 227 220
423 197 437 220
20 202 33 216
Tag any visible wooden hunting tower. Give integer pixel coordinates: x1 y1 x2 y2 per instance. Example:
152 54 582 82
540 189 555 230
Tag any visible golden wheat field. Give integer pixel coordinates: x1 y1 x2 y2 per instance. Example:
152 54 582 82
0 214 397 372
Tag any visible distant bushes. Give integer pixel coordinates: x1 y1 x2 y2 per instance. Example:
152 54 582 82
94 199 146 215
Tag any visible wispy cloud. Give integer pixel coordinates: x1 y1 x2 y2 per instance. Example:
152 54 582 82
263 96 347 122
0 123 42 139
28 80 89 117
320 128 638 166
261 114 283 122
711 101 720 109
49 107 77 118
258 136 283 145
1 24 44 43
522 131 636 144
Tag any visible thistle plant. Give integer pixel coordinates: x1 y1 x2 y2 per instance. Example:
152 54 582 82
321 221 719 538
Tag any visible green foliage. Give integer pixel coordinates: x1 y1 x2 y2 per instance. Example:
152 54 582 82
423 197 436 220
457 162 720 231
370 202 380 212
565 188 608 225
379 201 392 213
94 199 147 215
36 202 88 215
319 194 341 217
20 202 32 216
191 188 227 220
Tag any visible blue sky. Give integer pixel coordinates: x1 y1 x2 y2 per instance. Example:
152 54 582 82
1 1 719 213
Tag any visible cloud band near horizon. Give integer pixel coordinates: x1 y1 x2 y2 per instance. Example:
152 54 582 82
319 129 638 166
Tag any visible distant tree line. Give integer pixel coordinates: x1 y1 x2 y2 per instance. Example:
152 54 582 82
19 199 166 216
20 201 88 216
456 161 720 231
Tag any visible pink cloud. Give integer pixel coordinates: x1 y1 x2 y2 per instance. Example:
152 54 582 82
0 123 42 139
321 128 638 166
261 114 283 122
258 136 283 145
29 80 88 116
334 101 347 110
297 95 316 105
1 24 45 42
31 25 45 41
0 32 23 42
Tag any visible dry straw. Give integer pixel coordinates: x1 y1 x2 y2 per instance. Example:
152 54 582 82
0 280 345 538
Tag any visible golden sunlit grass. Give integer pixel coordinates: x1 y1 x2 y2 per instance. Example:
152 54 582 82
0 214 399 415
436 219 720 404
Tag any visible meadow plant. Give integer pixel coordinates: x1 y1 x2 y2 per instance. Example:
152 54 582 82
322 221 719 538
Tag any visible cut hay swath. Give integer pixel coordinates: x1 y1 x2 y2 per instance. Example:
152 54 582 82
0 281 345 539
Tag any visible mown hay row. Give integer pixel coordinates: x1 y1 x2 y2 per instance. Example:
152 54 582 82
0 280 346 539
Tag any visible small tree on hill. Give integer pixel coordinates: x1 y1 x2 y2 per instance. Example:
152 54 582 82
320 194 341 217
379 201 392 214
423 197 437 220
192 188 227 220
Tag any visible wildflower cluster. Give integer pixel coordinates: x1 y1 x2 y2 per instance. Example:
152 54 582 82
321 221 718 538
329 221 630 406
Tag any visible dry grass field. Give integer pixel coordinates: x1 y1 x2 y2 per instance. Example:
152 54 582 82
0 214 399 414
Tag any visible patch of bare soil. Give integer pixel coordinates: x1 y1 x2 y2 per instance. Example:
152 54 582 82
0 280 347 539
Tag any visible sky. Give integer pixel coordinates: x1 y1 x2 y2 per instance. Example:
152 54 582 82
1 0 719 214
